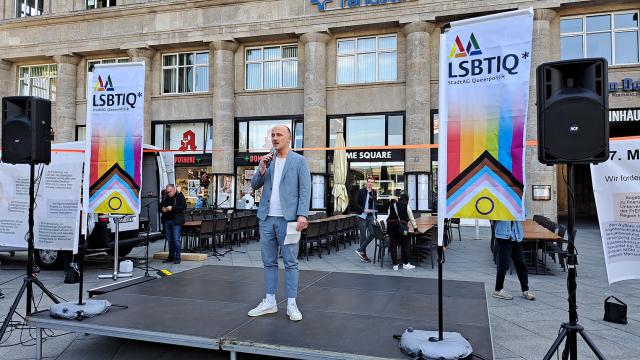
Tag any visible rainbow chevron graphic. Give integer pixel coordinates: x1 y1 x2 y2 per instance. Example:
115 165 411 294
93 75 114 92
449 33 482 58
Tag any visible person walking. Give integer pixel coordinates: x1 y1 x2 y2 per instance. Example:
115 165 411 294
386 191 417 271
492 220 536 300
354 177 377 262
248 125 311 321
160 184 187 264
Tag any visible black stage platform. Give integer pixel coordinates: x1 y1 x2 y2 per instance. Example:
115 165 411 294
29 265 493 359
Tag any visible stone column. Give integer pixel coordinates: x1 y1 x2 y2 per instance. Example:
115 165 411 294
0 60 12 142
53 55 80 143
126 48 156 144
210 40 238 173
402 21 435 173
527 9 558 220
301 32 330 173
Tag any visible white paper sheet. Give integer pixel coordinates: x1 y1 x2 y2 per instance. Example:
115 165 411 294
284 222 301 245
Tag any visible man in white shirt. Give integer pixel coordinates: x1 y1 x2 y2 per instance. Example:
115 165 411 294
249 125 311 321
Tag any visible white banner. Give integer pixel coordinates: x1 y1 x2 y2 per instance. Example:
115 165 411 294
0 146 83 252
438 8 533 246
84 63 145 215
591 139 640 283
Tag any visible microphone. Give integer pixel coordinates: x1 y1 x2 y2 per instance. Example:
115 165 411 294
266 147 276 168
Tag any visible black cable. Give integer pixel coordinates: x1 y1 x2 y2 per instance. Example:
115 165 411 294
0 274 24 286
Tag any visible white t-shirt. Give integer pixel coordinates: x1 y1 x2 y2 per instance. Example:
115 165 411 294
268 156 287 217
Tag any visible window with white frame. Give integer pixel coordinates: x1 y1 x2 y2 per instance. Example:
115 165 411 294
162 52 209 94
86 0 116 9
337 35 397 84
18 64 57 101
245 45 298 90
561 11 640 65
16 0 43 17
87 58 129 73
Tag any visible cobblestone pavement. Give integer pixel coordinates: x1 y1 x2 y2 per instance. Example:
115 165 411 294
0 220 638 359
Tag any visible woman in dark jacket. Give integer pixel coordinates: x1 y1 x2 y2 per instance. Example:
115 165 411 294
386 192 418 271
160 184 187 264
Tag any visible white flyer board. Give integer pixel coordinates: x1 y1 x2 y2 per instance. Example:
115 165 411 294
591 139 640 283
0 148 83 252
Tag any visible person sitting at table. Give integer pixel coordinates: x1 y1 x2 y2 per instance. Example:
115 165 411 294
386 191 417 271
492 220 535 300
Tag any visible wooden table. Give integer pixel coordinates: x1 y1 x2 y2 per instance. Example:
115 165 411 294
522 219 563 274
308 214 355 224
409 216 437 235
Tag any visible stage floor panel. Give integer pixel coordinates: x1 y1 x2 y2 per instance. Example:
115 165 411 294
30 265 493 359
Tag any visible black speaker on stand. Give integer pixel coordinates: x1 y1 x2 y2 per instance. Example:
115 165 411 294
0 96 60 343
2 96 52 165
537 58 608 360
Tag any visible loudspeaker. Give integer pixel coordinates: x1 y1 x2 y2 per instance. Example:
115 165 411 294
1 96 51 164
536 58 609 164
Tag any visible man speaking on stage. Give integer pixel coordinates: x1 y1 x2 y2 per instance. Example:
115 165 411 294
249 124 311 321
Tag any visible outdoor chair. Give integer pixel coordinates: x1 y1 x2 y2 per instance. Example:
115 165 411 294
213 217 228 250
412 226 436 269
191 210 204 221
326 219 340 252
449 218 461 241
300 222 323 261
372 223 390 267
198 219 214 251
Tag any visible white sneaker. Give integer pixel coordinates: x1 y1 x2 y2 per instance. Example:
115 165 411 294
248 299 278 317
522 290 536 301
393 265 399 271
403 263 415 270
492 289 513 300
287 303 302 321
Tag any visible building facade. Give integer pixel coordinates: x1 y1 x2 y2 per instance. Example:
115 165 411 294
1 0 639 217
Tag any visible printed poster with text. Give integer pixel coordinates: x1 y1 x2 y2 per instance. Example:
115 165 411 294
591 139 640 283
0 148 83 252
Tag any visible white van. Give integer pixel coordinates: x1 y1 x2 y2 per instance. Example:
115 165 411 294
0 141 170 269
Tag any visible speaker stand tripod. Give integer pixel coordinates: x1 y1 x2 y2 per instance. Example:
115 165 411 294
0 163 60 342
542 164 605 360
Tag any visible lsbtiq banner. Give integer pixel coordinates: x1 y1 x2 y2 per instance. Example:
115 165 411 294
437 8 534 245
84 63 145 216
591 139 640 284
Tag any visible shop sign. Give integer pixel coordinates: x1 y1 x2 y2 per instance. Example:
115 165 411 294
174 154 208 165
610 108 640 123
311 0 406 12
346 150 403 161
609 78 640 97
609 108 640 138
178 130 198 151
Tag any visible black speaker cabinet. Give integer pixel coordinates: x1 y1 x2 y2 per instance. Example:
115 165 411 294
536 58 609 165
1 96 51 164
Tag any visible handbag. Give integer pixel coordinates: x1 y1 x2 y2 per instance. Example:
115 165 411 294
603 296 627 324
393 203 409 235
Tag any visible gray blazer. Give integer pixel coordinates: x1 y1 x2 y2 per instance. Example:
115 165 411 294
251 151 311 221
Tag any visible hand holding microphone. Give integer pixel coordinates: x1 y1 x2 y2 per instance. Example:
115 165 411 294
259 147 276 175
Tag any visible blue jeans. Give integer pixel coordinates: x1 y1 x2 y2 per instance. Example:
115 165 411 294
357 215 375 254
260 216 299 299
164 220 182 260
